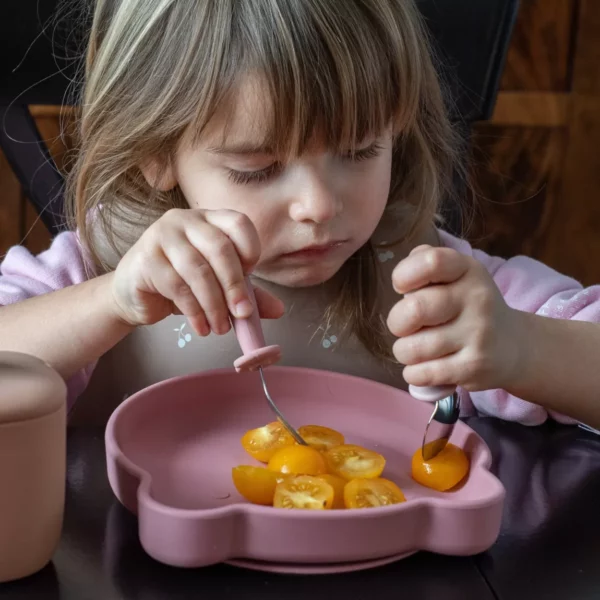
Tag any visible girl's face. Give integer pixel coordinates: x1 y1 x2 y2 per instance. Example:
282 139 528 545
172 84 392 288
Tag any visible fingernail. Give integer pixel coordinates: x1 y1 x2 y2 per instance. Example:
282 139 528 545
234 299 253 318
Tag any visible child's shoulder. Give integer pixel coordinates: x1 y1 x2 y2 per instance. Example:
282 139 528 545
0 231 92 305
436 228 506 273
380 225 590 313
436 227 580 286
435 228 597 317
374 226 490 270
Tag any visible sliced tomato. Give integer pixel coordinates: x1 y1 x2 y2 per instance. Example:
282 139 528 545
273 475 334 510
411 443 469 492
268 445 328 476
344 478 406 509
317 473 347 509
298 425 345 451
324 444 386 480
241 421 296 463
232 465 279 505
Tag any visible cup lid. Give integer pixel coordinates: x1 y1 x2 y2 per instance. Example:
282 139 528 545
0 352 66 424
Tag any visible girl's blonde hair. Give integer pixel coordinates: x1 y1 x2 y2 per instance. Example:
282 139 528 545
66 0 462 360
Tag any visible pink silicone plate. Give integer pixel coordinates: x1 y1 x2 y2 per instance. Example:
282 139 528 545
105 367 505 572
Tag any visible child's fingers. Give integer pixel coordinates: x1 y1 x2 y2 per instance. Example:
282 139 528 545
171 305 211 338
392 325 461 366
402 347 487 391
401 355 460 389
392 247 469 295
202 210 261 273
184 219 252 321
409 244 434 256
149 249 205 321
161 231 231 335
253 286 285 319
187 313 211 337
387 285 461 337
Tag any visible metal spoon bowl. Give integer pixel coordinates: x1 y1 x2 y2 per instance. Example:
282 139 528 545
421 392 461 460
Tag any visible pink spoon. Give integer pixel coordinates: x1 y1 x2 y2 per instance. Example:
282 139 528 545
231 278 307 445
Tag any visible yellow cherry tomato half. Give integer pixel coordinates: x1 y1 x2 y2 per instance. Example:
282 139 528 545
232 465 279 506
241 421 296 463
324 444 386 480
317 473 347 509
298 425 345 451
411 443 469 492
273 475 334 510
268 445 328 476
344 477 406 509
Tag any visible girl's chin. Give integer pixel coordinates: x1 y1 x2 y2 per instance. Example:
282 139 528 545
255 262 343 289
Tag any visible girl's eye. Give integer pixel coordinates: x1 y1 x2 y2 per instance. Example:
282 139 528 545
225 142 383 185
342 142 384 162
227 162 282 185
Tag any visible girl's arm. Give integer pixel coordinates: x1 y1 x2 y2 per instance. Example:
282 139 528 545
0 271 132 381
437 230 600 428
0 210 282 398
391 230 600 428
0 231 131 390
509 312 600 428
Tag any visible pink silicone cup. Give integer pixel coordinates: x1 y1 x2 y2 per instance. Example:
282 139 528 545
105 367 505 571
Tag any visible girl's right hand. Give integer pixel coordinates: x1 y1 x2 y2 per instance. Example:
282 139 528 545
109 208 284 336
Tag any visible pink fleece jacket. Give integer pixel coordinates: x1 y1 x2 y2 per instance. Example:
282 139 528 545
1 229 597 425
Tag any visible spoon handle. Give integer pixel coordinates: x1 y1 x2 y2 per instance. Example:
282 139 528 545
409 384 456 403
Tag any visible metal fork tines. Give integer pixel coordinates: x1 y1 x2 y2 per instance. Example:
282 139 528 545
258 367 307 445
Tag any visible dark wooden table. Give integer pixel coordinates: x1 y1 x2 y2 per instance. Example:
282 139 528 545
3 419 600 600
468 419 600 600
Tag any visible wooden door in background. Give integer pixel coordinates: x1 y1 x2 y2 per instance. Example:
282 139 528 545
470 0 600 286
1 0 599 285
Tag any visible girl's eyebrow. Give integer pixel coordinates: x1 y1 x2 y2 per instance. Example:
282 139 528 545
206 143 274 156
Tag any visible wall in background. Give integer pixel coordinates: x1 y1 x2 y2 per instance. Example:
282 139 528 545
1 0 599 285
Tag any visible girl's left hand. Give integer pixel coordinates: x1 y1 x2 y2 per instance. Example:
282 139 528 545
387 244 526 392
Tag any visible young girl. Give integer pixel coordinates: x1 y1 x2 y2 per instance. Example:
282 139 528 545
1 0 599 429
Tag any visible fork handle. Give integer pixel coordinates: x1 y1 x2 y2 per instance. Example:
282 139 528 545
231 277 281 372
232 277 267 352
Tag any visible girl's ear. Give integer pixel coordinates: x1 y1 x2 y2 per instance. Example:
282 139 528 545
139 157 177 191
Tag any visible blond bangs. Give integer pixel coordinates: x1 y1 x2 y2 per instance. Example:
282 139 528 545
187 0 423 159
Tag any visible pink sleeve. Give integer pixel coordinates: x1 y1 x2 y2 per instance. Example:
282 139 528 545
439 229 599 426
0 232 97 411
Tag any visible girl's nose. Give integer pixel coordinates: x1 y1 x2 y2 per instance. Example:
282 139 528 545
288 171 342 224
